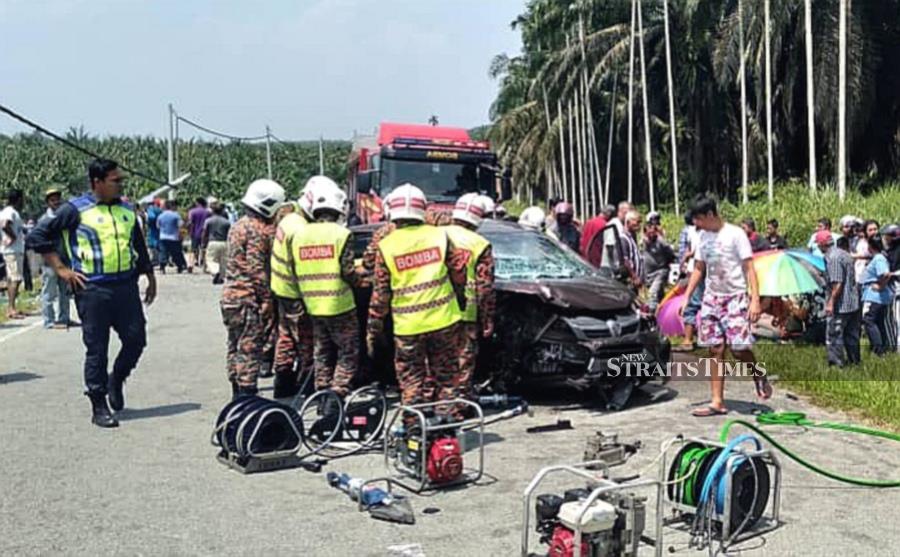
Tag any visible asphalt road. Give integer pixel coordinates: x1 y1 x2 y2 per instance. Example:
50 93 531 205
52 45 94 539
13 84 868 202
1 274 898 556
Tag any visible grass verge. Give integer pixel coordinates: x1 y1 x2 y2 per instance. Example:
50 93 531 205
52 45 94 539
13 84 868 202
754 343 900 431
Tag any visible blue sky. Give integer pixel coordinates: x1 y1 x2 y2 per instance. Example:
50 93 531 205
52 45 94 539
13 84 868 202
0 0 523 140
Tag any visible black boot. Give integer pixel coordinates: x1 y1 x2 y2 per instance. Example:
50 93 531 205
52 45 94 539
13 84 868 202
88 393 119 428
273 374 301 399
108 374 126 411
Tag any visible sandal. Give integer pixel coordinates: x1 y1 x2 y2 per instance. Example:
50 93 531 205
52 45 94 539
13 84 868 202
691 405 729 417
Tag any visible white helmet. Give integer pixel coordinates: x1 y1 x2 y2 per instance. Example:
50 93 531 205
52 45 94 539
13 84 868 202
453 193 488 228
839 215 858 228
387 183 427 223
309 180 348 217
477 195 496 217
241 179 285 219
518 206 546 231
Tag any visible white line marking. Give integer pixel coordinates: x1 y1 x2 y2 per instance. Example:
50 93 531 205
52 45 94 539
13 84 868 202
0 320 42 345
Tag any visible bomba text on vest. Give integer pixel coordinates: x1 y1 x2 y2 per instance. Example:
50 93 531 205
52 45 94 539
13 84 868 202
299 245 335 260
394 247 441 272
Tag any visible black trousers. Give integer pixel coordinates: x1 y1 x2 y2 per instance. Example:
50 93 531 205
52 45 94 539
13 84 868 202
74 279 147 395
158 239 187 271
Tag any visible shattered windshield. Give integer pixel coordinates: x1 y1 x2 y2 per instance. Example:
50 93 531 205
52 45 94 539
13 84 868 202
483 228 599 280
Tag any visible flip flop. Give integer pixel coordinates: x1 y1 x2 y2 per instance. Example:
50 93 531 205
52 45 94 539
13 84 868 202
755 378 774 401
691 406 729 417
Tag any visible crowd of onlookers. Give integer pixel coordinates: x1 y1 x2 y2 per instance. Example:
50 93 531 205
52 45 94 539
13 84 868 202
512 196 900 366
0 188 239 328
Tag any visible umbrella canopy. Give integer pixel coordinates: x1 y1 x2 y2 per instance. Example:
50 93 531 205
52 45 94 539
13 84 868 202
657 293 687 336
752 251 825 296
785 249 826 272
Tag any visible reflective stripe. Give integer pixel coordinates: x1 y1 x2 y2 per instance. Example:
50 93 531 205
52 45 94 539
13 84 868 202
297 272 342 282
301 286 352 298
271 268 298 284
271 251 292 268
393 275 450 296
393 292 456 315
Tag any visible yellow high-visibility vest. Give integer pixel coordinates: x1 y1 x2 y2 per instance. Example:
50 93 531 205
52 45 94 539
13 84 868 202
444 224 490 323
63 194 137 282
378 224 461 336
293 222 356 317
270 212 306 299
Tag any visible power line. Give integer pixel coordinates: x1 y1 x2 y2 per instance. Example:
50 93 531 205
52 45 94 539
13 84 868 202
0 101 168 185
175 114 267 142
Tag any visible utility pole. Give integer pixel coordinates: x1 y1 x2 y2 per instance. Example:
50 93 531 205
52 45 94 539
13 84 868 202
319 135 325 175
167 103 175 185
637 0 655 212
662 0 680 215
838 0 848 201
265 125 273 179
765 0 774 203
739 0 749 204
804 0 817 192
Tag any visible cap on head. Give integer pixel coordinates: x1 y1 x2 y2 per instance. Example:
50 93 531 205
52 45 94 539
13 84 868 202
815 230 835 246
45 187 62 199
453 192 487 228
839 215 858 228
387 183 427 223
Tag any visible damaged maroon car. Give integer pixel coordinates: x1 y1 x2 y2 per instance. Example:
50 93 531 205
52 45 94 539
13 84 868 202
351 219 670 409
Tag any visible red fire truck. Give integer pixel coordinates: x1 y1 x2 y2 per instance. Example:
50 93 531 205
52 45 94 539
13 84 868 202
347 122 509 223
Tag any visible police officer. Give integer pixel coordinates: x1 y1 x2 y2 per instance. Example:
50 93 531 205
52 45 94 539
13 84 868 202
444 193 495 400
269 180 316 398
221 179 285 398
366 184 466 416
26 159 156 428
293 177 360 414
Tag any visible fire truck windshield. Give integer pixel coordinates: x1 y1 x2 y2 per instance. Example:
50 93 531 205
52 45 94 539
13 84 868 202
379 158 493 203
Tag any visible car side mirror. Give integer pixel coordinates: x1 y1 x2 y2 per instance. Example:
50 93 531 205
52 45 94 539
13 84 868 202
357 170 378 195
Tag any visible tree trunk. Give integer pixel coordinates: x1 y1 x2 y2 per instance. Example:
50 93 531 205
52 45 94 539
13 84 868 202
739 0 749 204
804 0 817 192
627 0 637 203
637 0 655 211
838 0 848 201
662 0 680 215
765 0 774 203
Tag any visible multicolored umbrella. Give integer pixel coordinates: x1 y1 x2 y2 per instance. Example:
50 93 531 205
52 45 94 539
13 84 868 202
657 293 687 336
785 249 826 272
752 250 825 296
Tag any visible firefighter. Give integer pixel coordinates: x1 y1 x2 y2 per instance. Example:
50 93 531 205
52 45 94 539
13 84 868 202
366 184 467 415
443 193 495 400
25 158 156 428
221 179 285 398
360 192 396 283
293 178 360 415
269 180 318 399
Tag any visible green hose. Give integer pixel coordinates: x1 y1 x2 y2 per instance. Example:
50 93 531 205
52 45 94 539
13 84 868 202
719 412 900 488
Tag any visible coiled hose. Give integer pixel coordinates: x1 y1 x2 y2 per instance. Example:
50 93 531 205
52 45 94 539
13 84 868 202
719 412 900 488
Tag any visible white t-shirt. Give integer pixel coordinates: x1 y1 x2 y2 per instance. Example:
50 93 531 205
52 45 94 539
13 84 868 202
697 222 754 296
686 225 701 273
604 217 624 247
853 239 870 283
0 205 24 255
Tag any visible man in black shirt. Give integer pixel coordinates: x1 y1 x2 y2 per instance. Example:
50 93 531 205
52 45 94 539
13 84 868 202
642 223 675 311
765 219 787 250
202 201 231 284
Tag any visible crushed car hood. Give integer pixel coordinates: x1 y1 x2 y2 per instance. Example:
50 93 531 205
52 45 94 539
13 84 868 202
495 278 633 311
